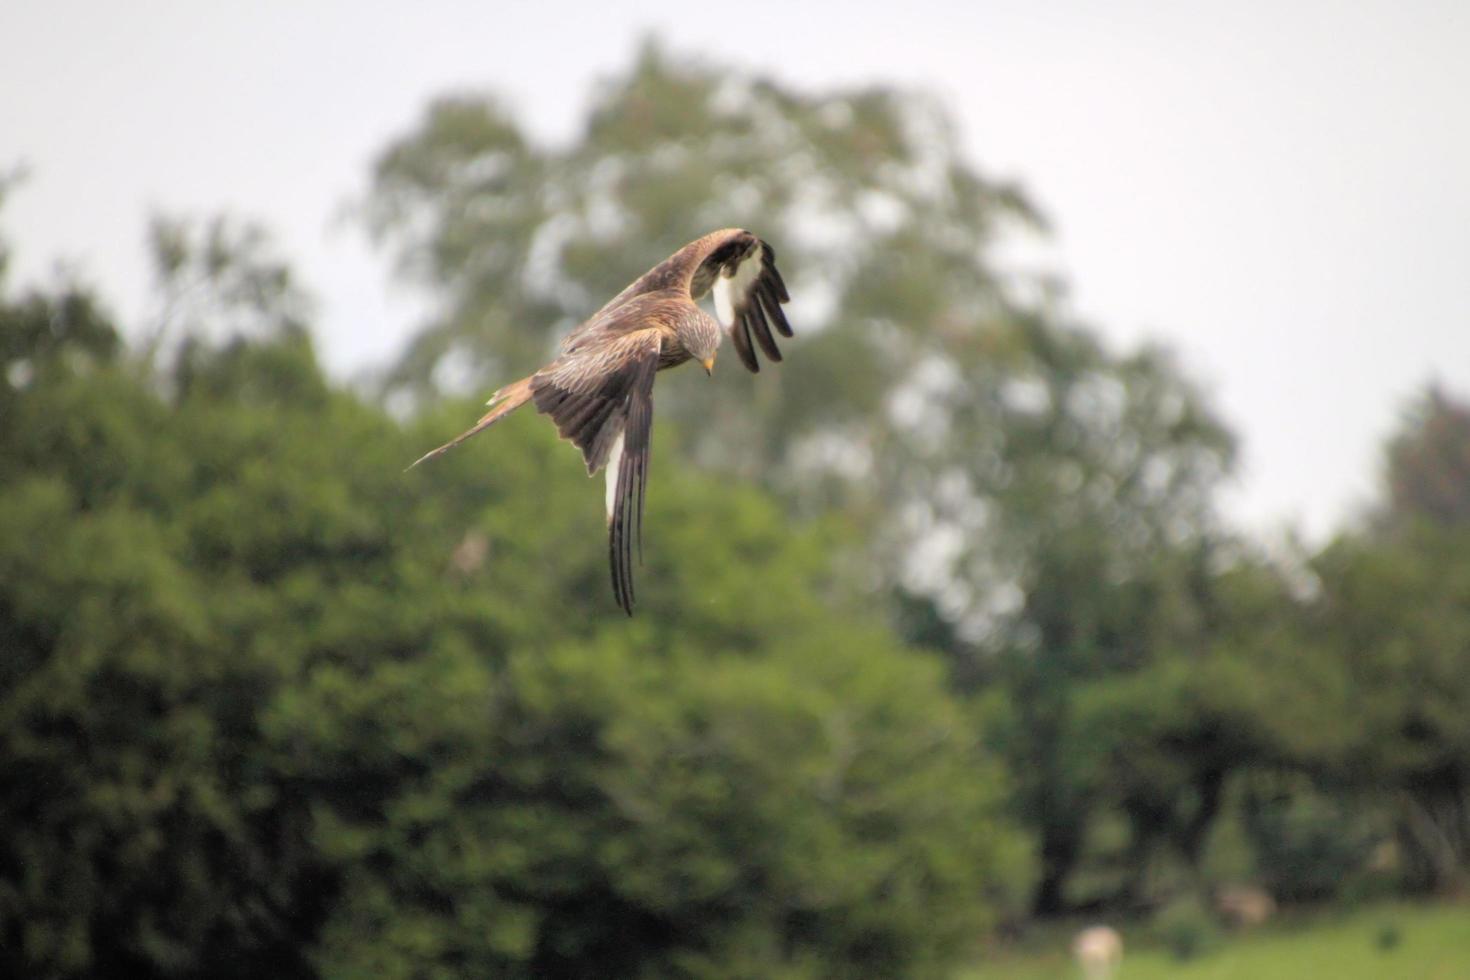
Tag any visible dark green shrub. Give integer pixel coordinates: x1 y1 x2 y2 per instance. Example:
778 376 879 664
1242 781 1375 903
1152 895 1221 962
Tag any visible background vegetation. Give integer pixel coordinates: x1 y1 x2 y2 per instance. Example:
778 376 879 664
2 44 1467 978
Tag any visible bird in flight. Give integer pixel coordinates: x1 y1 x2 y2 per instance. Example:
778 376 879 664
409 228 794 614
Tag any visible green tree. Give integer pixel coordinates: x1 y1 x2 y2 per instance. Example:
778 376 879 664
360 42 1239 917
0 210 1029 976
1055 553 1313 906
1212 387 1470 901
1307 527 1470 894
1308 386 1470 893
0 254 331 976
1382 384 1470 529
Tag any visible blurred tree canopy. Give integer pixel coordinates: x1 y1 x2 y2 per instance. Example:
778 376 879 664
1381 384 1470 529
4 37 1470 980
0 210 1027 978
360 42 1232 618
362 42 1237 915
1299 386 1470 894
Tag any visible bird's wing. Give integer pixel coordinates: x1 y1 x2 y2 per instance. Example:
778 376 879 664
559 291 679 355
560 230 792 367
530 328 663 614
699 236 793 374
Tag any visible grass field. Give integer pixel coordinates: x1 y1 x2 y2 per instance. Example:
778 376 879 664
960 902 1470 980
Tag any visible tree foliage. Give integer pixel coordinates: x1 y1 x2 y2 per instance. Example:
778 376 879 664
1299 394 1470 893
359 50 1247 916
0 217 1027 978
6 35 1468 979
361 45 1233 618
1382 385 1470 530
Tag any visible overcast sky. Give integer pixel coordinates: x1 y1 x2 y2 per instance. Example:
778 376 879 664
4 0 1468 540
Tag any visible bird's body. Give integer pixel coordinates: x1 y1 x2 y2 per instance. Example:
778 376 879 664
410 228 794 613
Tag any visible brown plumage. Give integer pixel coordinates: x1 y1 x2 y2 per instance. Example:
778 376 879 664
409 228 794 614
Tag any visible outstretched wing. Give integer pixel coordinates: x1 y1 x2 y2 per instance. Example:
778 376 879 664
602 358 656 615
701 237 792 374
530 328 663 614
561 229 793 368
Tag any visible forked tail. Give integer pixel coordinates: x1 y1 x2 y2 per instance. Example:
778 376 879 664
406 377 535 470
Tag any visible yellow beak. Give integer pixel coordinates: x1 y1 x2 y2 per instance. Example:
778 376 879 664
701 355 716 375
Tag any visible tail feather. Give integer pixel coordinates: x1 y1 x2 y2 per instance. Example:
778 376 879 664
406 377 534 470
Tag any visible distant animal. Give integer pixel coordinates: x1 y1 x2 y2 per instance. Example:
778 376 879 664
409 229 794 614
1073 925 1123 980
1215 884 1276 928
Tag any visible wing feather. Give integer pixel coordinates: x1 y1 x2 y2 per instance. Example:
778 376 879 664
728 308 759 373
762 244 790 302
605 340 658 614
529 328 662 614
706 237 794 373
758 282 793 338
745 291 782 361
533 329 662 471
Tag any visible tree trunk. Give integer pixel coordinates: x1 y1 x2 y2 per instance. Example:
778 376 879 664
1399 773 1469 895
1179 766 1227 871
1033 822 1081 916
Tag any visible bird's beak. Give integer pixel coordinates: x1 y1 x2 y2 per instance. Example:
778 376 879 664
701 355 716 376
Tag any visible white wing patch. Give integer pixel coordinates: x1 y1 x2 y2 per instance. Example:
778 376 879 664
711 244 765 327
603 427 626 525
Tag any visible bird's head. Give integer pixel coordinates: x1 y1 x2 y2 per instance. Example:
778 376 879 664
684 312 722 376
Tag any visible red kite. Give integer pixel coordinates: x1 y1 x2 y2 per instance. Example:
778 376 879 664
410 229 793 613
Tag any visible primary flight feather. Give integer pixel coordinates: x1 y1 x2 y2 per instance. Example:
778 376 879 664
409 228 794 614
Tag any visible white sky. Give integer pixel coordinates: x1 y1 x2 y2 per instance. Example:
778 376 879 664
3 0 1468 541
